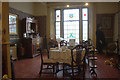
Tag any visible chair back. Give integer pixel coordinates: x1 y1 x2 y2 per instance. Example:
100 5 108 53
48 39 58 48
71 44 86 65
60 40 67 47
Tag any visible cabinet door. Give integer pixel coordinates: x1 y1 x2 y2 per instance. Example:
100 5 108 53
22 38 32 57
32 44 36 55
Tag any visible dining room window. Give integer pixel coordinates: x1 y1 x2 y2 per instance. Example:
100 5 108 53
55 9 61 38
82 8 88 41
9 14 18 35
55 8 89 43
63 9 79 44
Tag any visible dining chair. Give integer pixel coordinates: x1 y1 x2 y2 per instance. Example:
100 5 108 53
48 39 58 48
83 40 94 65
63 44 86 78
37 48 59 77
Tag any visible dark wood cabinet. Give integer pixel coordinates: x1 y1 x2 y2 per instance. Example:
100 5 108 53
22 37 43 58
22 17 42 58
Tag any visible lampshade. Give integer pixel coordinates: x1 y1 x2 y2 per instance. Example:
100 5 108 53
56 37 64 43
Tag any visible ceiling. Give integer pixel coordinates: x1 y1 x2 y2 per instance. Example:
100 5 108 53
1 0 120 2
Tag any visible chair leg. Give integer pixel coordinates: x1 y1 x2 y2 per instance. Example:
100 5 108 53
55 65 57 77
88 58 89 66
55 64 59 77
39 64 43 76
63 63 65 77
78 66 81 74
83 66 85 79
72 66 74 76
53 65 56 77
56 64 59 73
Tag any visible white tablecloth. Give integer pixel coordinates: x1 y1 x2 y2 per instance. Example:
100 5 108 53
49 48 86 64
49 49 76 63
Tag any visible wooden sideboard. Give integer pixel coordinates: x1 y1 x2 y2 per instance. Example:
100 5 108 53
22 17 43 58
22 37 43 58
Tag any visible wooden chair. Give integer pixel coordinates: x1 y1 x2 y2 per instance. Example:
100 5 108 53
83 40 98 76
87 48 98 76
63 44 86 78
60 40 67 47
37 48 59 77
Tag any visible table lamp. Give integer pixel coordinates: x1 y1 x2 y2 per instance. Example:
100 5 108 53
56 38 61 49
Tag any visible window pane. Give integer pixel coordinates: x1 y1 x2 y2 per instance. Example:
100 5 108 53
56 10 60 21
9 24 17 34
64 21 79 44
9 14 17 34
63 9 80 44
64 9 79 21
82 8 88 20
9 15 16 24
64 21 79 29
13 25 16 33
82 21 88 41
55 22 60 38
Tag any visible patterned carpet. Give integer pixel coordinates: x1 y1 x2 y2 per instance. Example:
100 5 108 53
13 53 120 79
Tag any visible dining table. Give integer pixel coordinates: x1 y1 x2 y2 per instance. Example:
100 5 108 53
49 47 85 64
49 48 73 63
49 47 86 76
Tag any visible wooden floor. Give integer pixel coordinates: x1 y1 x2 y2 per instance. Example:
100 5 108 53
13 53 120 79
